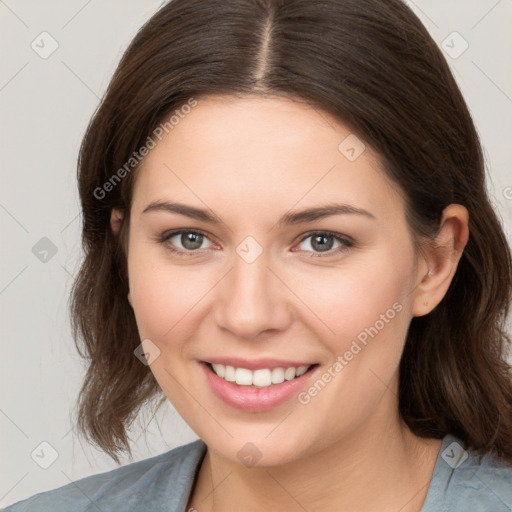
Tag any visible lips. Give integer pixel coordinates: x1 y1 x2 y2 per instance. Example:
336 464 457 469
199 360 320 412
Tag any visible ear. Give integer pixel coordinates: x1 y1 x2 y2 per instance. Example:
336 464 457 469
412 204 469 317
110 208 124 236
110 208 133 306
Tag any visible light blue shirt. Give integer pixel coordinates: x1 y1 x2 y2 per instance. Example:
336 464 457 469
3 433 512 511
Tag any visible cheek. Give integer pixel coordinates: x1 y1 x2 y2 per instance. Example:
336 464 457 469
288 256 414 429
126 235 211 341
129 264 212 342
288 264 412 436
291 257 413 354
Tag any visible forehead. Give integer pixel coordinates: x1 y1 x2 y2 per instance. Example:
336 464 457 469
131 95 404 224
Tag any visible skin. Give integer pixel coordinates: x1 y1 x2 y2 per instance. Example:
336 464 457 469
111 95 469 511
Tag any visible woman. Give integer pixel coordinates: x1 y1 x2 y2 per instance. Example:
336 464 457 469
6 0 512 510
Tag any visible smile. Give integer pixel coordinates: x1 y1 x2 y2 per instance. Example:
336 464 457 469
200 361 320 412
208 363 311 388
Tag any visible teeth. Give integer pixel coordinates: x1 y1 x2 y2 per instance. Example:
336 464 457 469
284 367 296 380
271 367 285 384
235 368 253 386
224 365 235 382
252 369 272 387
296 365 309 377
212 363 225 378
209 363 312 388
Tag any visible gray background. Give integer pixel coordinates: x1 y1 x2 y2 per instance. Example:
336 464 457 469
1 0 511 507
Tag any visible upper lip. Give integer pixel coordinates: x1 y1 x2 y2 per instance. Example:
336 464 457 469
202 357 317 371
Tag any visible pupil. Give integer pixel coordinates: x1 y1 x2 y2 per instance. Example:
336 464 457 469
312 234 332 252
182 232 202 250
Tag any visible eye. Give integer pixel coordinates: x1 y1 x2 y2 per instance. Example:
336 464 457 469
294 231 353 256
160 229 216 254
158 229 353 258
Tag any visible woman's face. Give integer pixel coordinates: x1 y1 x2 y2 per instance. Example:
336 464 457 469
124 94 427 466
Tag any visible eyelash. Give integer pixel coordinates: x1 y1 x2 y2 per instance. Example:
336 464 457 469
158 229 354 258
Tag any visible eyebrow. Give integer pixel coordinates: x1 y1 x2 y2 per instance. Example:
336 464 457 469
141 200 375 227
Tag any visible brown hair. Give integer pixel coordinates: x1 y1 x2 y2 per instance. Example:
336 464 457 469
70 0 512 463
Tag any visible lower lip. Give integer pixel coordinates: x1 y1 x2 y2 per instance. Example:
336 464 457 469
200 362 319 412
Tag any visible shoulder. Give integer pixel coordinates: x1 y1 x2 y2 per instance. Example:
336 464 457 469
422 434 512 512
450 446 512 509
2 439 206 512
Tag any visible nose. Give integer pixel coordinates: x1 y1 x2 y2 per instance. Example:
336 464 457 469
214 250 293 340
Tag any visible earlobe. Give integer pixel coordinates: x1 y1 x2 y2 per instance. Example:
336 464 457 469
110 208 124 236
412 204 469 317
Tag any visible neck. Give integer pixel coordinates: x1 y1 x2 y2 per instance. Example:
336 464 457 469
188 401 442 512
